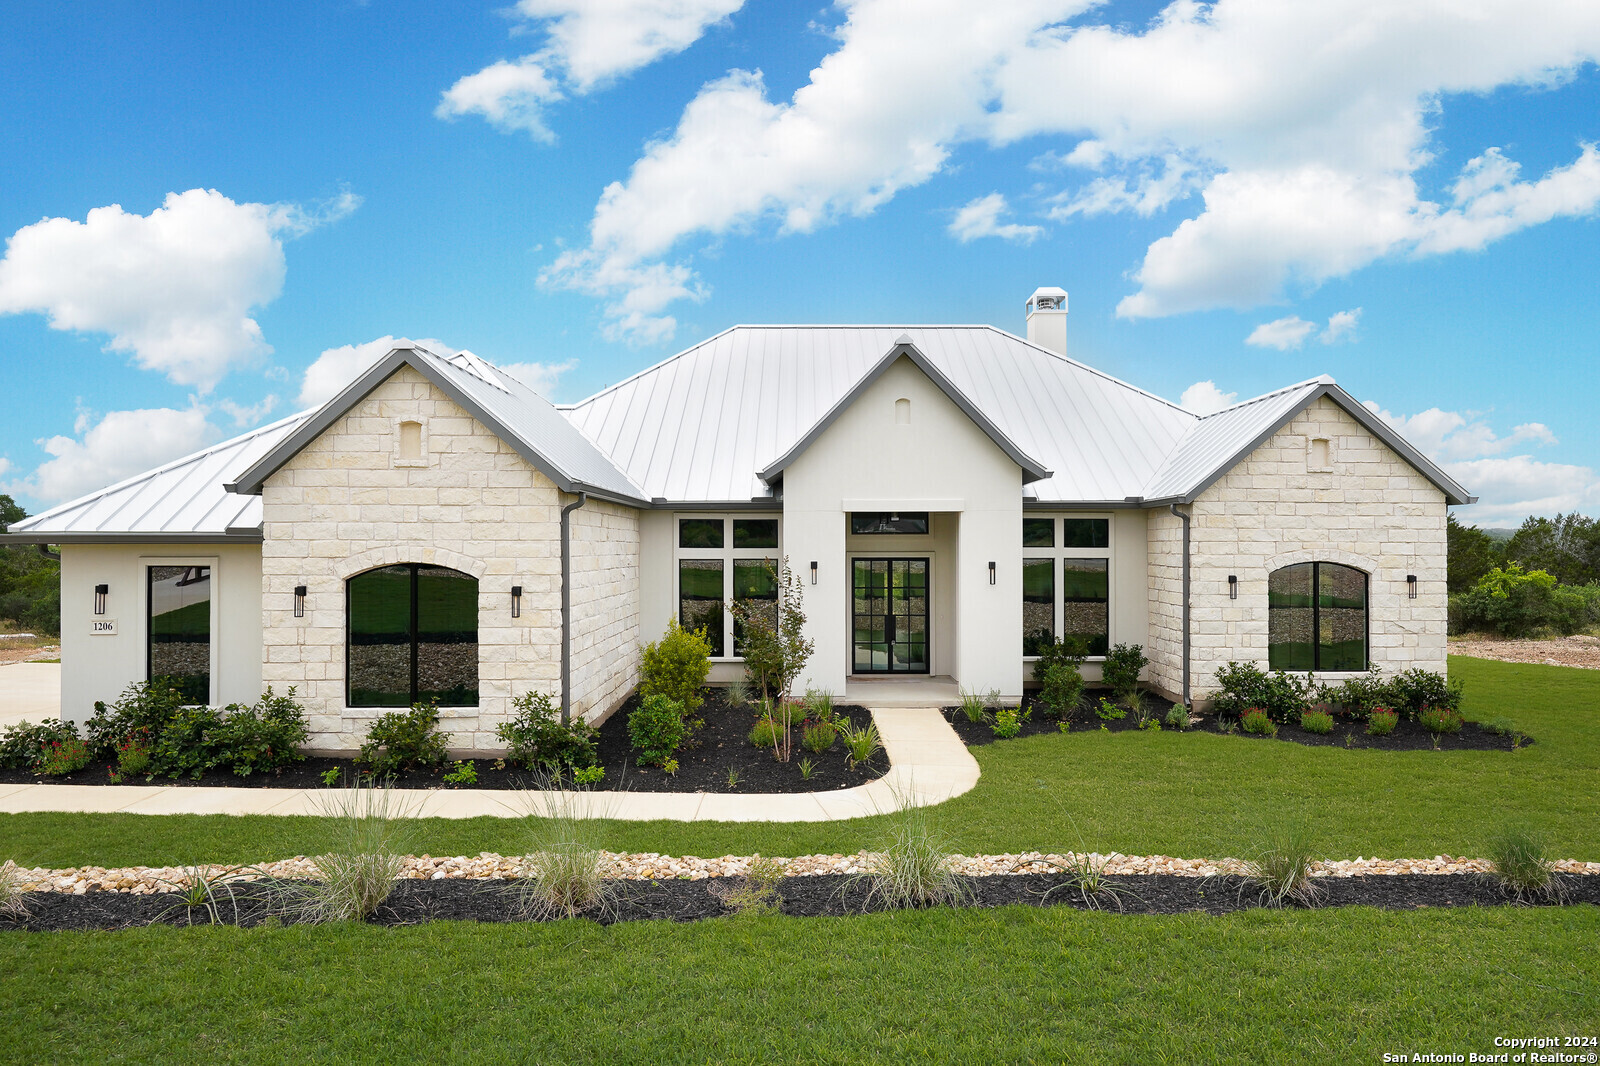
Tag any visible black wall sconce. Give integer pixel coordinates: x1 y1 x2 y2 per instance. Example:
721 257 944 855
988 561 996 585
511 585 523 618
809 561 817 585
94 584 108 616
1407 575 1418 599
293 585 307 618
1228 575 1238 600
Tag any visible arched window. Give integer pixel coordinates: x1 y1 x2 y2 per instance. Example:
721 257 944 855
1268 562 1367 672
347 564 478 707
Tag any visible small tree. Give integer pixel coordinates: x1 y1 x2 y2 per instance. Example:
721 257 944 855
729 556 814 704
1101 643 1148 702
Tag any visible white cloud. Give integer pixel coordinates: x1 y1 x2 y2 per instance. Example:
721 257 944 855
1363 401 1585 523
1180 380 1236 415
1319 308 1361 345
948 193 1043 244
0 457 11 479
1245 316 1316 351
6 405 219 504
550 0 1600 338
439 0 744 139
0 188 358 391
297 336 459 409
499 359 577 398
216 395 279 428
436 58 562 139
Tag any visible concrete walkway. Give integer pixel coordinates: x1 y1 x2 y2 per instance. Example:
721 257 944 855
0 662 61 731
0 706 979 822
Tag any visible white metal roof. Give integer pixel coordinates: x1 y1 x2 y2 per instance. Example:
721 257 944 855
562 325 1198 504
4 411 312 542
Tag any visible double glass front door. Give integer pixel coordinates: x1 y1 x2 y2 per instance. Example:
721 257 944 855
852 558 929 674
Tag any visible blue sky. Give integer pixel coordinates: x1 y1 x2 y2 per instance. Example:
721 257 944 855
2 0 1599 525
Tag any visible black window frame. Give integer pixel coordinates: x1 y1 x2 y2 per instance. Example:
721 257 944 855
346 563 479 707
850 512 930 535
1267 561 1370 672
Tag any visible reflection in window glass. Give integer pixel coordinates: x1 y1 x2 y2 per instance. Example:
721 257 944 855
732 559 777 655
1268 562 1367 671
1062 519 1109 548
348 564 478 707
679 518 723 548
679 559 725 656
1062 558 1109 656
849 512 929 535
1022 518 1054 547
148 565 211 704
733 519 779 549
1022 558 1054 656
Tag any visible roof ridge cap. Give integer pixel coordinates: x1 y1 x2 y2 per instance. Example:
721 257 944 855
1198 376 1330 419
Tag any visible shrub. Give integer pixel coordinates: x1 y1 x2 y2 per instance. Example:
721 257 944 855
1164 704 1190 731
571 764 605 786
840 719 882 769
356 702 452 776
1101 643 1148 700
1299 709 1335 735
802 718 838 753
496 690 598 772
629 694 687 768
1031 635 1088 687
0 718 80 772
638 619 711 719
1232 822 1322 907
1388 669 1463 718
957 688 989 724
849 798 968 909
204 687 309 777
748 717 779 749
84 678 187 761
1366 708 1398 736
1213 663 1315 724
286 784 417 923
39 736 90 775
115 728 152 777
1039 661 1086 720
1094 697 1126 722
1240 708 1277 737
443 761 478 787
1451 563 1595 638
1418 707 1464 735
514 784 617 920
1317 670 1390 720
1485 825 1564 903
990 706 1028 739
1482 716 1519 736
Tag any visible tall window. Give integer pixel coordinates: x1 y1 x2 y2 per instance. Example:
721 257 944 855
148 565 211 704
1021 516 1112 656
1268 562 1368 671
677 516 780 658
348 564 478 707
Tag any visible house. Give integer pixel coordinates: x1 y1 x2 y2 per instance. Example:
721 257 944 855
3 288 1473 751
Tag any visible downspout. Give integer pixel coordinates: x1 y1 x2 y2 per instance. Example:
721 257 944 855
1169 503 1191 707
560 491 588 725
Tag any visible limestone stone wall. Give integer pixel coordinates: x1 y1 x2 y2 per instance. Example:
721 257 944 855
568 499 640 726
1146 396 1449 703
260 365 640 752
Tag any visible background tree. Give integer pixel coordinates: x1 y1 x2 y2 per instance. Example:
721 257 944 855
1503 513 1600 588
0 494 61 636
1447 513 1503 595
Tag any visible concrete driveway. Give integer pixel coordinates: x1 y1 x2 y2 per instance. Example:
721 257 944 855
0 662 61 729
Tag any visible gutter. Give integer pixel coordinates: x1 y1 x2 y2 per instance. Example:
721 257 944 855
1169 503 1191 707
559 491 588 724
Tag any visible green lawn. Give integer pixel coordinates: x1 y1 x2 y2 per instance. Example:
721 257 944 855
2 657 1594 869
1 906 1594 1063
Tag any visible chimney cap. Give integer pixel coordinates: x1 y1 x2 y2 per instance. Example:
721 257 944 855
1026 286 1068 314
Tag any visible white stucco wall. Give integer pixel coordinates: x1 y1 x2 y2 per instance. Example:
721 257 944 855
58 542 263 724
782 355 1024 697
259 365 640 752
1147 396 1449 703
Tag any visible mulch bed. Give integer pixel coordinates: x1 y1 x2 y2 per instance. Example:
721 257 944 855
0 690 887 794
944 689 1531 752
6 872 1596 932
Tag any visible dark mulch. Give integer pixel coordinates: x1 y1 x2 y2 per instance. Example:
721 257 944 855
0 690 887 794
943 688 1177 745
942 688 1531 752
6 873 1596 932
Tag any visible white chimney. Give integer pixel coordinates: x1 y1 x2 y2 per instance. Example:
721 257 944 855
1025 286 1069 356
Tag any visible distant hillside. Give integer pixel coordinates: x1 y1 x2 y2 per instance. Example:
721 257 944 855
1482 528 1517 542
